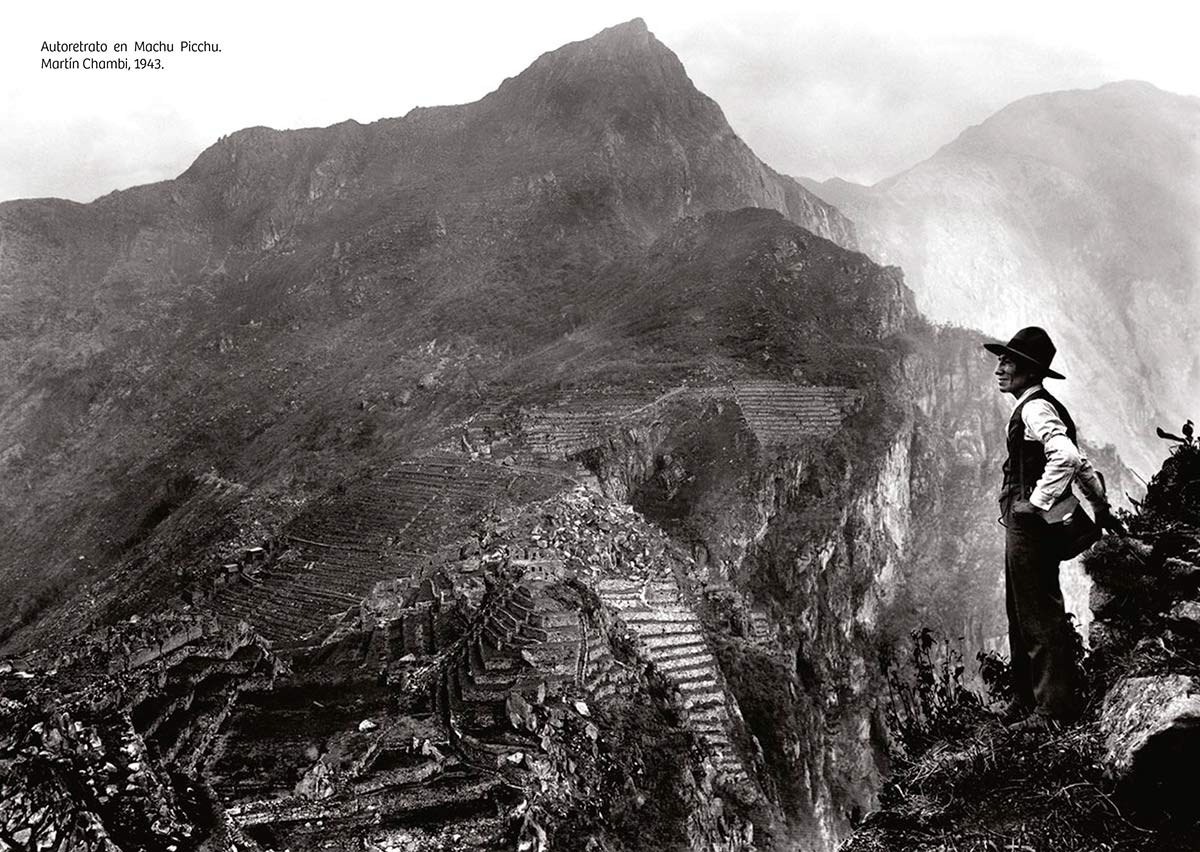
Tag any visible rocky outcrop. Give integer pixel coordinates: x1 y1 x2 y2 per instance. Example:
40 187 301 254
1100 674 1200 801
1086 439 1200 815
834 433 1200 852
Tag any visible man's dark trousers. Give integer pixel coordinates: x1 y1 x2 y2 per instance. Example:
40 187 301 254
1004 510 1083 720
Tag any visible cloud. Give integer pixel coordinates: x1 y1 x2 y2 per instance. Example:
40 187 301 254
672 22 1110 183
0 107 205 202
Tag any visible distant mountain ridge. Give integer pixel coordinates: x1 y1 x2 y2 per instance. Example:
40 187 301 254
801 80 1200 474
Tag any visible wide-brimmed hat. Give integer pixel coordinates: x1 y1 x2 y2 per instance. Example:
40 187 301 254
983 326 1064 380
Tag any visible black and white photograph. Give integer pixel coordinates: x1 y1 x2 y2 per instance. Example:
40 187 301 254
1 2 1197 849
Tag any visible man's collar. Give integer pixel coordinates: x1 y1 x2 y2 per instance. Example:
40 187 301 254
1013 383 1044 408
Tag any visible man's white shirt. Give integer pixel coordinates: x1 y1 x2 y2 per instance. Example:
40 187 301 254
1014 384 1107 514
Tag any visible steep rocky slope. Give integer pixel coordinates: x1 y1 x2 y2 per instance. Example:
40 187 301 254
1 616 284 851
841 434 1200 852
802 81 1200 475
0 19 853 644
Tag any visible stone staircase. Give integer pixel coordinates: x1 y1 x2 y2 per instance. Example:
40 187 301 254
596 576 752 788
748 608 775 645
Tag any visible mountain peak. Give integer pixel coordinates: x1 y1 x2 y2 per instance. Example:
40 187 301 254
945 80 1198 157
1097 79 1163 93
557 17 655 56
495 15 686 101
595 16 651 39
808 79 1199 475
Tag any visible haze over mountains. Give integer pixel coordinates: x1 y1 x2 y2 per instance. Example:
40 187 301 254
802 80 1200 475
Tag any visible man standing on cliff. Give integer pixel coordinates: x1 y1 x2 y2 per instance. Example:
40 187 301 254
986 326 1124 730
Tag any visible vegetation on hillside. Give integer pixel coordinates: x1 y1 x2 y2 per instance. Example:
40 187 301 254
842 427 1200 851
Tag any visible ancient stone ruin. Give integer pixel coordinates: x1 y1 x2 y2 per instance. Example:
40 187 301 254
6 383 837 851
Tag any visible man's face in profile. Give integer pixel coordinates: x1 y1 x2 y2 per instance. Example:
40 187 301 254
994 354 1039 398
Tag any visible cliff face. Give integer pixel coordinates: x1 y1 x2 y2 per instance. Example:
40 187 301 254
839 436 1200 852
556 327 1025 848
802 81 1200 476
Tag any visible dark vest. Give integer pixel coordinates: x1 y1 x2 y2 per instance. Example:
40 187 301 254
1000 388 1077 516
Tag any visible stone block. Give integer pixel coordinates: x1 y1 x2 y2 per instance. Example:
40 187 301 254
1165 557 1200 584
1100 674 1200 814
1168 600 1200 637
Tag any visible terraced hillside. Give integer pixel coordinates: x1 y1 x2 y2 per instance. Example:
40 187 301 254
199 455 573 646
517 382 864 460
0 19 859 645
0 201 1025 852
180 380 870 654
732 382 864 446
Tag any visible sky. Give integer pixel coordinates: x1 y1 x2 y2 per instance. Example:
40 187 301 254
2 0 1197 203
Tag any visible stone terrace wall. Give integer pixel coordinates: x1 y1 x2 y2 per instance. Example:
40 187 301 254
0 616 282 852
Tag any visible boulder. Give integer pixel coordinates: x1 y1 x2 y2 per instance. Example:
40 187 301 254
1100 674 1200 813
1168 601 1200 637
416 372 439 390
1164 556 1200 584
1088 583 1122 618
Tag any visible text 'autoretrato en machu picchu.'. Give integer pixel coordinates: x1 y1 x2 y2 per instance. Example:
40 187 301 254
39 40 220 71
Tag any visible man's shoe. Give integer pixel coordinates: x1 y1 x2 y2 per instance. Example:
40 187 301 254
996 698 1033 725
1007 710 1062 733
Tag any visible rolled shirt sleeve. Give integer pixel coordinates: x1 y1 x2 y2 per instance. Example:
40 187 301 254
1072 455 1109 514
1022 399 1081 510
